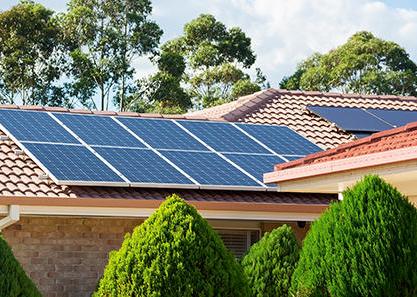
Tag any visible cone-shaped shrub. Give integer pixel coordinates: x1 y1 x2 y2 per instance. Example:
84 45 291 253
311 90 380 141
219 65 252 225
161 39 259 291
94 194 249 297
291 175 417 297
241 224 299 297
0 234 42 297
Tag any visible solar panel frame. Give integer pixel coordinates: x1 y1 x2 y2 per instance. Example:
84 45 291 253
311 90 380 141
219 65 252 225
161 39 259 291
365 108 417 128
307 105 393 132
21 142 127 186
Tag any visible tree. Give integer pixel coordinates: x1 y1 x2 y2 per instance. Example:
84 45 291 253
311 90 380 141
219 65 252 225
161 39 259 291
94 195 249 297
241 225 299 297
280 31 417 96
161 14 261 109
0 0 68 106
125 50 191 113
0 234 42 297
64 0 162 110
291 175 417 297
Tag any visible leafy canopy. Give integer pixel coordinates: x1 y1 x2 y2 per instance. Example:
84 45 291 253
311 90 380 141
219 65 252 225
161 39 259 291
0 0 68 106
280 31 417 96
157 14 263 110
291 175 417 297
94 195 249 297
241 224 299 297
0 234 42 297
64 0 162 110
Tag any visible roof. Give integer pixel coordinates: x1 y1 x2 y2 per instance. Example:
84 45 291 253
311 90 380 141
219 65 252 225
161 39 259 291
274 121 417 171
189 89 417 149
0 109 334 210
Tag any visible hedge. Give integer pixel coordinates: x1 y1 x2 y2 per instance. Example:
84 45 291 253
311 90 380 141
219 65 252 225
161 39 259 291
291 175 417 297
241 224 299 297
93 194 249 297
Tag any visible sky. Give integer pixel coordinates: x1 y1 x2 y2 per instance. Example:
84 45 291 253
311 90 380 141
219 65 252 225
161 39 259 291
2 0 417 87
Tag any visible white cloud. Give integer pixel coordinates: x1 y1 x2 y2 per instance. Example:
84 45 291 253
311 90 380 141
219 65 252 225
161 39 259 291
174 0 417 86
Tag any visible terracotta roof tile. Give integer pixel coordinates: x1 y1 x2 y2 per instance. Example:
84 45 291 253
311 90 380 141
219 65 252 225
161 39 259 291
189 88 417 149
275 122 417 171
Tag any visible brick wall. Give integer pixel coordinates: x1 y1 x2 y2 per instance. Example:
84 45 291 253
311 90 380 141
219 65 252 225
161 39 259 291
2 217 309 297
2 217 142 297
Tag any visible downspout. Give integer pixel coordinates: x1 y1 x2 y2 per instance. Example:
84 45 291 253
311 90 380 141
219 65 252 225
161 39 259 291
0 205 20 231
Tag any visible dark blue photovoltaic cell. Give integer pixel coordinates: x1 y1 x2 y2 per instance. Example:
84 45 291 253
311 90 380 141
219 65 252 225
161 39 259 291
283 155 304 161
23 143 124 182
237 124 321 155
55 113 145 147
366 109 417 127
94 147 194 185
118 118 208 151
160 150 261 187
178 121 270 154
223 153 285 183
307 106 392 132
0 110 79 143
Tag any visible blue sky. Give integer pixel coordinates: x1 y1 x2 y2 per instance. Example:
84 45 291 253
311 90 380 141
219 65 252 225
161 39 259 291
2 0 417 87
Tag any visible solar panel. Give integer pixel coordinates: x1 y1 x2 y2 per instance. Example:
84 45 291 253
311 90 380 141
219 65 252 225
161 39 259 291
223 153 285 182
307 105 392 132
366 109 417 127
178 120 270 154
0 109 79 144
23 143 125 184
159 150 262 188
0 110 323 190
117 117 208 151
55 113 145 148
94 147 195 186
237 123 321 155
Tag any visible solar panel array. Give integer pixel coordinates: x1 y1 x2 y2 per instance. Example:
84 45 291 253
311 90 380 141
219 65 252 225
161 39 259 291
308 105 417 138
0 109 322 191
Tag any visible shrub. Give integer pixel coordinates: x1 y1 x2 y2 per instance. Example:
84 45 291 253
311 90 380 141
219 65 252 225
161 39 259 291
93 194 249 297
291 175 417 297
241 224 299 297
0 234 42 297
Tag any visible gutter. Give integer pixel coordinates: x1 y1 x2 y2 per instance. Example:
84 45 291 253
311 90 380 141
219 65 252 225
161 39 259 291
0 205 19 231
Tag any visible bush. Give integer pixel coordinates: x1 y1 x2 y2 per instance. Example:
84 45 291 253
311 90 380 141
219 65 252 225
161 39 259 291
94 194 249 297
291 175 417 297
241 224 299 297
0 234 42 297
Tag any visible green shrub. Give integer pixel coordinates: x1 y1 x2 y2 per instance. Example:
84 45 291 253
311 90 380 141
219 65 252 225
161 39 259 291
291 175 417 297
0 234 42 297
93 194 249 297
241 224 299 297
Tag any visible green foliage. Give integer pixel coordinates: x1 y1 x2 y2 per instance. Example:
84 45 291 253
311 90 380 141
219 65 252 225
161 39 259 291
94 195 249 297
291 175 417 297
64 0 162 110
280 32 417 96
241 225 299 297
0 234 42 297
157 14 264 109
0 0 68 106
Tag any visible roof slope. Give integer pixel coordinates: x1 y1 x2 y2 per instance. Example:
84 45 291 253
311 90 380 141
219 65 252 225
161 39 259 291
0 110 333 206
275 121 417 171
189 89 417 149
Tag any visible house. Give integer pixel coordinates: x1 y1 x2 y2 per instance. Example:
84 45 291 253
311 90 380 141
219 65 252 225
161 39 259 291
1 88 417 297
264 121 417 203
0 105 333 297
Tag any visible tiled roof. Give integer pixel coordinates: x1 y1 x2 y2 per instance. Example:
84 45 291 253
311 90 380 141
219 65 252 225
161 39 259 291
275 121 417 171
189 89 417 149
0 116 333 206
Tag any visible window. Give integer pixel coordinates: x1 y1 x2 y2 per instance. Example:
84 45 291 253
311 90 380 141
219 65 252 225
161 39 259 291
216 229 260 258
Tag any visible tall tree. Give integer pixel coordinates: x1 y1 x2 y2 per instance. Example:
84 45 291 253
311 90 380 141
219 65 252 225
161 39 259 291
0 0 68 106
280 31 417 96
64 0 162 110
161 14 261 109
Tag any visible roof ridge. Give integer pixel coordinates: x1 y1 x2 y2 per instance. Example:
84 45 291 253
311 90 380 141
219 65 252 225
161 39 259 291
0 105 228 122
275 120 417 171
